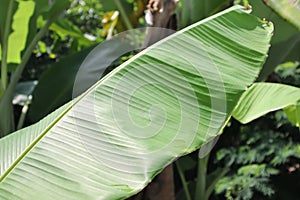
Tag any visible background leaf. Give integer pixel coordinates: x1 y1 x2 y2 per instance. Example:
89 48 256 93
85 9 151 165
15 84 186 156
178 0 231 28
6 0 35 64
248 0 300 81
284 101 300 127
258 33 300 81
233 83 300 124
264 0 300 30
28 46 94 122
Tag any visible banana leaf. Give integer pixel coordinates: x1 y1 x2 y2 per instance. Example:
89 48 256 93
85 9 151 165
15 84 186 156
0 6 273 200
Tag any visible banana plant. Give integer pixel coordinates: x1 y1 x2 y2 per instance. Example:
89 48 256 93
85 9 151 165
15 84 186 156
0 5 275 200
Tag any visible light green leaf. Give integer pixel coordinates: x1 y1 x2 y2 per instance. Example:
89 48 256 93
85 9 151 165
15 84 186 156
0 0 34 64
284 101 300 127
264 0 300 30
0 0 35 63
0 6 272 199
7 0 35 64
233 83 300 124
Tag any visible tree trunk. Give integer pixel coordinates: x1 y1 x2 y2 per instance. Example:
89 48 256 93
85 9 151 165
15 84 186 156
143 0 178 47
145 165 175 200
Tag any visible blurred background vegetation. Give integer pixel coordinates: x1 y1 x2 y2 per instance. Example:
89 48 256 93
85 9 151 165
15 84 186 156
0 0 299 199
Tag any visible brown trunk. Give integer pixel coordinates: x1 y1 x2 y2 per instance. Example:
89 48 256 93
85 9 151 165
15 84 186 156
144 165 175 200
143 0 178 47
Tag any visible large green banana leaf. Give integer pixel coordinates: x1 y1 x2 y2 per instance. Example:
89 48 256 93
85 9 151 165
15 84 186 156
0 6 273 200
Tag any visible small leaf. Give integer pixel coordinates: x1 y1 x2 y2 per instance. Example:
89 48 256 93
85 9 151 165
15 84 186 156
284 100 300 127
50 18 95 46
233 83 300 124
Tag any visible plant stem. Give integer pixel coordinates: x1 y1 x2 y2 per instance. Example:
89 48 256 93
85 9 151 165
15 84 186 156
175 161 192 200
243 0 249 7
205 167 230 199
113 0 133 30
16 97 31 130
1 0 14 90
296 103 300 132
0 19 52 136
194 153 209 200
